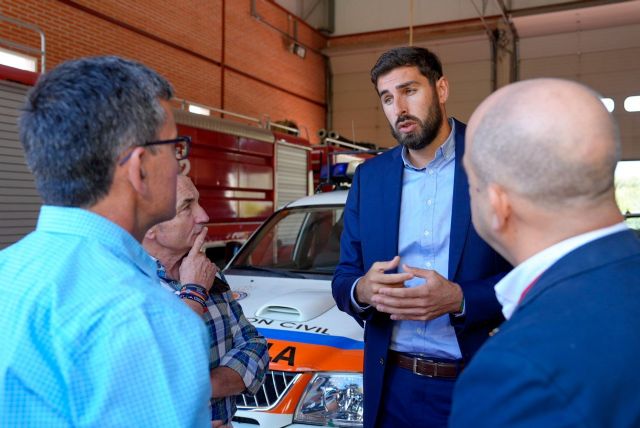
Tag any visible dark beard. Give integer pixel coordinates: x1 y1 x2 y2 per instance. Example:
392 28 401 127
390 100 443 151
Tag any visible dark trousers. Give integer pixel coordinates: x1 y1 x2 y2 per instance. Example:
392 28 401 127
375 363 456 428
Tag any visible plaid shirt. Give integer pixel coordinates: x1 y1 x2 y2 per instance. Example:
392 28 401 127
156 261 269 424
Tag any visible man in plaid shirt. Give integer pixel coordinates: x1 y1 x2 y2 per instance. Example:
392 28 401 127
144 175 269 427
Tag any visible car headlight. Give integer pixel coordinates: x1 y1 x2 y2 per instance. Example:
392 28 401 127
293 372 363 427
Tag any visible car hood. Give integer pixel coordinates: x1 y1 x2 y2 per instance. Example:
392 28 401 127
226 273 364 372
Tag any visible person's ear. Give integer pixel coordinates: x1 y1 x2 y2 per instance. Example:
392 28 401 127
487 183 511 232
144 225 157 241
436 76 449 104
126 147 148 195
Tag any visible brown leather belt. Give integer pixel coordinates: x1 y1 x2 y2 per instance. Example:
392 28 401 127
388 351 463 379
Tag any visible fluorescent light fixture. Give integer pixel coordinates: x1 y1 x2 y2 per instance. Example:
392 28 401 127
188 104 210 116
0 47 37 72
600 98 614 113
624 96 640 112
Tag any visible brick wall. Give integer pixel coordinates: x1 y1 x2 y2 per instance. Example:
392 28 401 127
0 0 326 142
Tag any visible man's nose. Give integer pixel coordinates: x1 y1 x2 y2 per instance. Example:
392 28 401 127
195 204 210 224
394 97 408 118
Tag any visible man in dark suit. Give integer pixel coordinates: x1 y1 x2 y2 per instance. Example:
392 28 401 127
332 46 511 428
449 78 640 427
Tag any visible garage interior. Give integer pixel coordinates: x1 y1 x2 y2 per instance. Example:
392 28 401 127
1 0 639 247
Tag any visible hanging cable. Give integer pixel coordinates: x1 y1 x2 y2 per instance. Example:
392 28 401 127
409 0 414 46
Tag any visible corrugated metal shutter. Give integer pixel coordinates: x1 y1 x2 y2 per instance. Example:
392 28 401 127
275 141 309 209
0 80 40 249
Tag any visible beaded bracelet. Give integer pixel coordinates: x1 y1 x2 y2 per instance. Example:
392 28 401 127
180 293 207 309
180 288 207 301
181 283 209 299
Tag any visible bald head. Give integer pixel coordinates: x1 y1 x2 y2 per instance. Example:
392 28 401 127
467 78 620 208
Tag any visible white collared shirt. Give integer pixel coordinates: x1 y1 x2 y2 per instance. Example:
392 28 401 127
495 222 628 319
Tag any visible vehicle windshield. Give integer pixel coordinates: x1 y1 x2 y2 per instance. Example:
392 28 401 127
229 205 344 276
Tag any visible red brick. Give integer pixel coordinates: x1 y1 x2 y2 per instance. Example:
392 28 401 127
0 0 327 143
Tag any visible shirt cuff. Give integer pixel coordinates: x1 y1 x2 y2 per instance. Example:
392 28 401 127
453 297 466 317
350 277 371 313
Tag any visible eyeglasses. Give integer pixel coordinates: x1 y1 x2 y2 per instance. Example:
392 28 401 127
144 136 191 160
118 135 191 165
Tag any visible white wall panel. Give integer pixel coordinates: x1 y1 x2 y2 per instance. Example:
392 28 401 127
519 23 640 159
329 36 492 147
331 0 573 36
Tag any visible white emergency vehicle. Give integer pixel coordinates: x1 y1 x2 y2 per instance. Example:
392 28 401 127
225 189 365 428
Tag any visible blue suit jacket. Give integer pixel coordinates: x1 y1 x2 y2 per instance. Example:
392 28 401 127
332 119 511 427
450 229 640 427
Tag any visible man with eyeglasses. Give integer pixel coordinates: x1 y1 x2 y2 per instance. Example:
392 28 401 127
144 174 269 428
0 56 211 426
118 135 192 165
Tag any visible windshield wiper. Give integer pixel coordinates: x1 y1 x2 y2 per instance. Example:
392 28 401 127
229 265 306 279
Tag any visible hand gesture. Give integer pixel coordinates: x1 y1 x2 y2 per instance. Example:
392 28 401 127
179 227 219 292
371 264 463 321
355 256 414 306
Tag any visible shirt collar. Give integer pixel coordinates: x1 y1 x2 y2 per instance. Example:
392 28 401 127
153 257 182 292
495 222 629 319
36 205 157 280
401 117 456 171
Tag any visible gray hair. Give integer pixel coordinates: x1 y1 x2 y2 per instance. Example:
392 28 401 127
469 79 620 207
20 56 174 207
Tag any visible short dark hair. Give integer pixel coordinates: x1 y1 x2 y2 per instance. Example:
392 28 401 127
370 46 443 88
20 56 174 207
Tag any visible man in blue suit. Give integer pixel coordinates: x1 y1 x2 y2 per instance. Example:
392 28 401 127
332 46 511 428
449 78 640 427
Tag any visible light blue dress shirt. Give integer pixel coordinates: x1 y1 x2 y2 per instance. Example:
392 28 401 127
0 206 211 427
391 118 462 359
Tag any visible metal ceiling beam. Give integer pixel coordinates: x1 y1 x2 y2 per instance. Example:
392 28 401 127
509 0 631 18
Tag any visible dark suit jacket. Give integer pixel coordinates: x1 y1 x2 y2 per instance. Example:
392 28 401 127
450 229 640 427
332 119 511 428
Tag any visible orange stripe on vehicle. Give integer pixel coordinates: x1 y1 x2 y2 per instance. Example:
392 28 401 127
267 339 364 372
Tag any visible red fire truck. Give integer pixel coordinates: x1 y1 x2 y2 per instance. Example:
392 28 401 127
172 104 315 265
0 62 373 260
0 15 373 256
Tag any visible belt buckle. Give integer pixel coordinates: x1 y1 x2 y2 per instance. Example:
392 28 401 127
412 357 436 377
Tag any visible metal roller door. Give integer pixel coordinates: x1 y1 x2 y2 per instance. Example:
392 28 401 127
275 140 311 209
0 80 40 249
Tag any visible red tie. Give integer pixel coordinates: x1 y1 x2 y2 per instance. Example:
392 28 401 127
518 274 542 305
